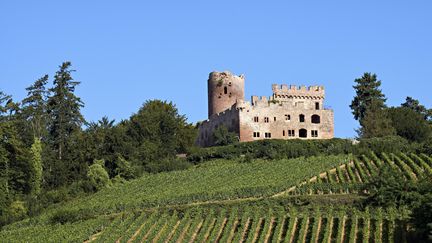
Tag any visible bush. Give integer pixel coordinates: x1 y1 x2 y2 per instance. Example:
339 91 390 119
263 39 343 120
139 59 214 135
145 158 192 173
87 159 111 191
49 208 94 225
7 201 27 222
354 136 417 155
188 138 353 163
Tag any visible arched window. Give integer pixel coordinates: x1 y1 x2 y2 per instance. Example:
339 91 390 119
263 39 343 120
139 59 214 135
311 115 321 124
224 86 228 94
299 129 307 138
299 114 305 123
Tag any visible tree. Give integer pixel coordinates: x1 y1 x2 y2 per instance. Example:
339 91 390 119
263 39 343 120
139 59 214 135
46 62 85 187
213 125 238 146
358 99 395 138
350 73 387 125
29 138 43 196
87 159 110 191
401 96 432 121
21 75 49 140
387 107 432 142
127 100 197 166
0 91 12 117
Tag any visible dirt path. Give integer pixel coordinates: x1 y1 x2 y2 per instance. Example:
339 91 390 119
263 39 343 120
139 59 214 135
189 220 204 243
313 217 322 243
264 217 276 243
201 218 216 243
226 218 240 242
287 217 298 243
175 220 192 243
214 218 228 243
339 216 346 243
163 220 180 243
240 218 252 243
301 218 310 243
252 218 265 243
140 220 160 243
84 231 103 243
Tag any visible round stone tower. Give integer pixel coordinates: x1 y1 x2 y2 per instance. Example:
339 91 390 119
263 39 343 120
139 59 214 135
208 71 245 118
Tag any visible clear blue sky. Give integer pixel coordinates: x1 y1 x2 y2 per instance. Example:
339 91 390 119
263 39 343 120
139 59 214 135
1 1 431 138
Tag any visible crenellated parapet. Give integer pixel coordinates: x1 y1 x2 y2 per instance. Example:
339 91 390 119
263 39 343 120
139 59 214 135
272 84 325 100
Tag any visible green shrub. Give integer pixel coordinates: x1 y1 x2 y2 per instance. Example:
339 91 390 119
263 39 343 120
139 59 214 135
87 159 111 191
145 158 192 173
188 138 353 163
354 136 417 155
49 208 94 225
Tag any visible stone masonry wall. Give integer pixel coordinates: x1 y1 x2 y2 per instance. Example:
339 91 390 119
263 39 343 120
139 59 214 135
196 105 240 147
237 99 334 142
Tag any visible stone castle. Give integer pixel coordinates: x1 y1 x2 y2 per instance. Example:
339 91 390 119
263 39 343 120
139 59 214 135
197 71 334 147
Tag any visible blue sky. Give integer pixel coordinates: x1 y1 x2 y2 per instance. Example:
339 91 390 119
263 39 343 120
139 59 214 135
1 1 431 138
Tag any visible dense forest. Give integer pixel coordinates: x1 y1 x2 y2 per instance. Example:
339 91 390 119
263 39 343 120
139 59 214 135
1 63 432 241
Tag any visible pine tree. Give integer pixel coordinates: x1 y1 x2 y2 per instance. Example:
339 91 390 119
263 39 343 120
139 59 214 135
350 73 387 125
46 62 85 187
401 96 432 121
47 62 85 161
21 75 49 140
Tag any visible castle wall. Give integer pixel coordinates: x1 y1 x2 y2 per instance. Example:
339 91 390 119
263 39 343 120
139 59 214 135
237 100 334 142
196 105 240 147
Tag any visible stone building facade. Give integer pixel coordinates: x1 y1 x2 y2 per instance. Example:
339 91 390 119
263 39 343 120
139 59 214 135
196 71 334 147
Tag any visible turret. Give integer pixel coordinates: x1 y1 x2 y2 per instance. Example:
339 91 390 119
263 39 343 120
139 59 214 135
207 71 245 118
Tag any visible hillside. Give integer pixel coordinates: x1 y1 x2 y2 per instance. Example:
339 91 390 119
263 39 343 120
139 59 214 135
1 152 431 242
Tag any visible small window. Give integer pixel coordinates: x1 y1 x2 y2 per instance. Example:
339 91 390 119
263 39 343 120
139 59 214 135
285 114 291 121
253 116 259 122
288 130 295 137
265 132 272 138
224 86 228 94
311 115 321 124
283 130 285 136
299 114 305 123
253 132 261 138
312 130 319 138
264 117 269 123
315 102 320 110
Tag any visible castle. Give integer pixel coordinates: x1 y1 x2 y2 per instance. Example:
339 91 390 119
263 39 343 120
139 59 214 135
197 71 334 147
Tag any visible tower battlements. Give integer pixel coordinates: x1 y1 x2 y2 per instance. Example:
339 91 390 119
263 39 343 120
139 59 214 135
272 84 325 99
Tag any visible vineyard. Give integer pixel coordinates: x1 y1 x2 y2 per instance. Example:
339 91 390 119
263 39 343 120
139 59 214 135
0 205 410 243
288 152 432 196
0 152 430 242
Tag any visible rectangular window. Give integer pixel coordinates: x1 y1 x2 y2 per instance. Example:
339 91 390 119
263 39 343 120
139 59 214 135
274 117 277 121
283 130 285 136
315 102 320 110
265 132 272 138
253 116 259 122
253 132 260 138
285 114 291 121
264 117 269 123
311 130 318 138
288 130 295 137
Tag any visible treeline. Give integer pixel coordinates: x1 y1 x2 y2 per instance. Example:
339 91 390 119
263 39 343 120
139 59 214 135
0 62 197 226
350 72 432 141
